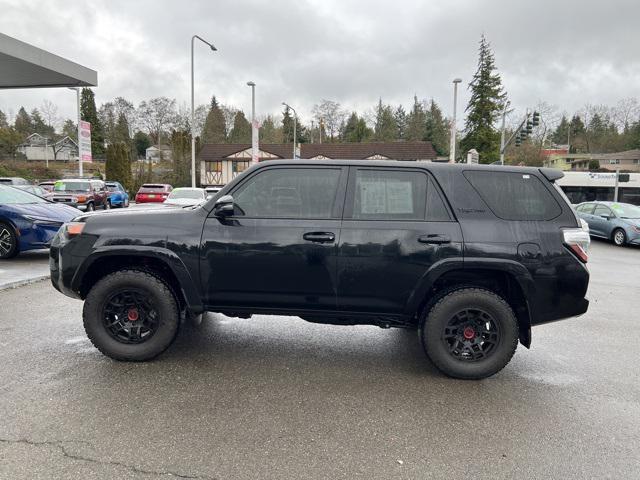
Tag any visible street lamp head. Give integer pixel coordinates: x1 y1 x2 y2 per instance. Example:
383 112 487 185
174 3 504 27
453 78 462 84
210 45 217 51
247 81 255 87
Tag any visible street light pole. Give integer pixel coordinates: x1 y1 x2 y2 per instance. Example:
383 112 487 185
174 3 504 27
247 81 258 164
449 78 462 163
282 102 297 158
499 101 510 165
191 35 217 187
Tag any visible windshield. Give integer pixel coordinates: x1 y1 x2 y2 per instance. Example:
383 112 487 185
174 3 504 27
609 203 640 219
54 181 91 192
168 189 204 200
0 185 48 204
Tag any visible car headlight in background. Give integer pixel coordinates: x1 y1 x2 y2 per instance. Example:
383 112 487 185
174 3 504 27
632 225 640 234
61 222 85 237
24 215 63 227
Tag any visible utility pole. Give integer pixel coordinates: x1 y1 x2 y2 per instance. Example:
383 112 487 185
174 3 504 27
614 169 620 202
449 78 462 163
44 137 48 168
282 102 297 158
247 81 258 164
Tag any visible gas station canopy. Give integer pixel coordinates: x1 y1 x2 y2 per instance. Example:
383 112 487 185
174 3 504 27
0 32 97 89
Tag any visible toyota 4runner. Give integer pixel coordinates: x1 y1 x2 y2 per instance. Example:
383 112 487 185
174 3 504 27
50 160 590 379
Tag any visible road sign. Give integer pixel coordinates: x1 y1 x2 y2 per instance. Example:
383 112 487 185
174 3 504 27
79 120 92 163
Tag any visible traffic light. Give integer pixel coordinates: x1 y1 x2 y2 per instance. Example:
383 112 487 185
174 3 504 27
525 120 534 133
532 111 540 127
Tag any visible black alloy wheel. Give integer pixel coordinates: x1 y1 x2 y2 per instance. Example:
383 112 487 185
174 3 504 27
442 308 500 361
0 223 18 259
103 289 159 344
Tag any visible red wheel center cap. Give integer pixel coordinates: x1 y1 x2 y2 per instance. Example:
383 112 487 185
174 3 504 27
127 308 139 322
463 326 476 340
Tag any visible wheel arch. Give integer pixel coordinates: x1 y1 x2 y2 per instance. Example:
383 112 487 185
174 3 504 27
72 247 203 314
407 259 534 348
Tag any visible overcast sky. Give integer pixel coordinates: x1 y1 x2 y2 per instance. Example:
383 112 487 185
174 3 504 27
1 0 640 130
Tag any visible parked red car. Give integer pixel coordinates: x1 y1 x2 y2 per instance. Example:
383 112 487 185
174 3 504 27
135 184 173 203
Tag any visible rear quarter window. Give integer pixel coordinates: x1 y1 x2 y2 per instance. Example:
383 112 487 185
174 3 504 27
463 171 562 221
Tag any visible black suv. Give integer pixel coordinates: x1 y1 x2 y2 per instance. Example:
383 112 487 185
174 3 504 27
50 161 590 379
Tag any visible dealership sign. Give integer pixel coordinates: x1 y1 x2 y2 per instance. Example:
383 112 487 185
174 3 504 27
79 120 92 163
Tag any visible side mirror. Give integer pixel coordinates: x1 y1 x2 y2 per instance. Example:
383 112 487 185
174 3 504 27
213 194 234 217
600 214 612 220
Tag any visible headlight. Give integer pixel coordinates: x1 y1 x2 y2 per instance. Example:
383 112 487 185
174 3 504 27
632 225 640 233
24 215 63 226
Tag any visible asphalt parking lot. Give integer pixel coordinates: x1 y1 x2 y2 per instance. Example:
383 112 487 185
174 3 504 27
0 240 639 479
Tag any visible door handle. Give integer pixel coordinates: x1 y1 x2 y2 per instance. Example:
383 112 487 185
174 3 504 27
303 232 335 243
418 234 451 245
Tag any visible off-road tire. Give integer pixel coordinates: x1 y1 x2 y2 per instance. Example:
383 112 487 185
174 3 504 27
83 269 180 361
420 287 518 380
86 202 95 212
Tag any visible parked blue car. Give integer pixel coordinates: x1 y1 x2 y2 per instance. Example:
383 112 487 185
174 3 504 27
0 185 78 259
105 181 130 208
575 201 640 247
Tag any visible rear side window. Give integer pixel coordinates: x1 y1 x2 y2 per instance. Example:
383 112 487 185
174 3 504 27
233 168 341 218
427 178 451 221
463 171 561 221
576 203 594 214
351 169 427 220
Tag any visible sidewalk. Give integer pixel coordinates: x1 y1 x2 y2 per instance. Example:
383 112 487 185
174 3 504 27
0 250 51 290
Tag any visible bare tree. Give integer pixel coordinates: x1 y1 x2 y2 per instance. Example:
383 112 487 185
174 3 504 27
137 97 177 145
312 99 347 141
613 97 640 130
40 100 59 131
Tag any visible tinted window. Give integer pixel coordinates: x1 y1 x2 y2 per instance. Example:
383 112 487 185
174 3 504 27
351 169 426 220
464 171 561 221
234 168 341 218
427 178 451 221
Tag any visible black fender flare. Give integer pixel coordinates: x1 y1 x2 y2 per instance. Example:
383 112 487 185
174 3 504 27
405 257 535 347
71 245 203 312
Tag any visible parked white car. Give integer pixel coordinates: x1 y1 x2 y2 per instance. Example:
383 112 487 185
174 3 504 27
164 187 208 207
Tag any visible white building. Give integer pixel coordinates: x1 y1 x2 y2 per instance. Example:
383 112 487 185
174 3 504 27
145 144 173 163
17 133 78 161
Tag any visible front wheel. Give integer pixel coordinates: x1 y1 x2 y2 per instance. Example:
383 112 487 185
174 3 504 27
86 202 95 212
612 228 626 246
420 288 518 379
104 200 111 210
0 222 19 259
83 270 180 361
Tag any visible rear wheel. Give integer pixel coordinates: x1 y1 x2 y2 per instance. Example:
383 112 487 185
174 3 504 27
83 270 180 361
420 288 518 379
612 228 626 246
0 222 19 259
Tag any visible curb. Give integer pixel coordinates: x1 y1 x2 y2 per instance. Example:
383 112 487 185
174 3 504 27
0 275 50 292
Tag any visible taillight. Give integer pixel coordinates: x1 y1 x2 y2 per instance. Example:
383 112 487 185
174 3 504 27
563 228 590 263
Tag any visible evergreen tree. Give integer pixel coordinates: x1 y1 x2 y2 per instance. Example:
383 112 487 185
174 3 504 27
201 96 227 143
133 131 151 158
105 143 131 189
14 107 32 137
551 115 570 145
343 112 372 143
406 96 427 141
80 87 105 155
114 112 131 144
259 116 282 143
62 119 77 140
0 110 8 129
394 106 407 140
282 106 295 143
569 115 587 152
374 99 396 141
425 100 450 155
170 128 191 187
460 35 507 163
30 108 53 136
228 111 251 143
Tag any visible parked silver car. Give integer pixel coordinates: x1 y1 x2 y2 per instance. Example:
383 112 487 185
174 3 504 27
575 201 640 246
